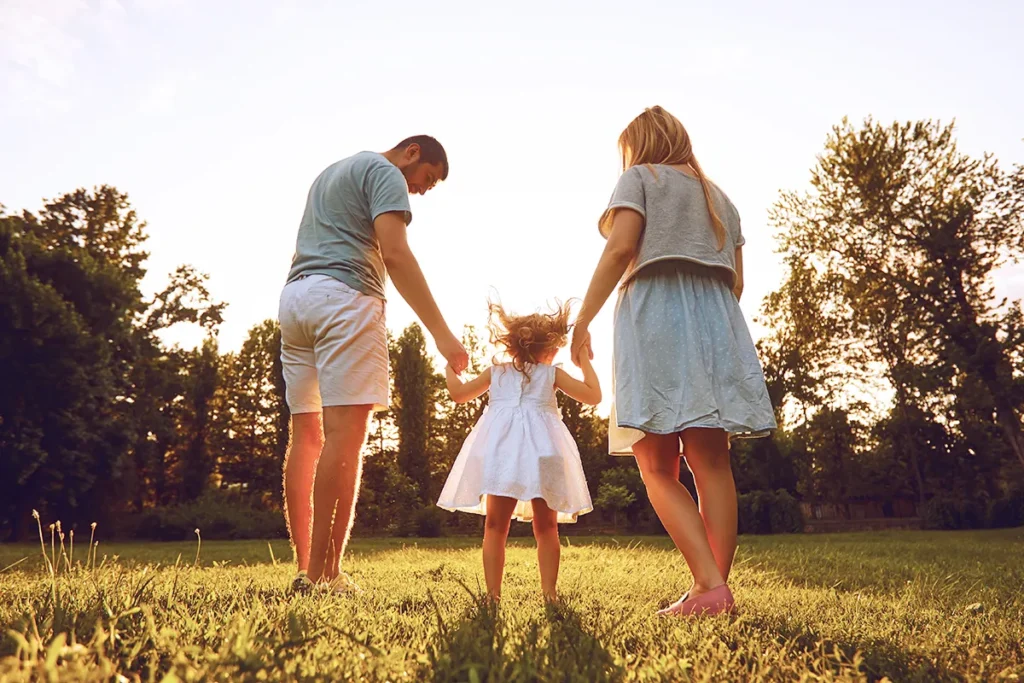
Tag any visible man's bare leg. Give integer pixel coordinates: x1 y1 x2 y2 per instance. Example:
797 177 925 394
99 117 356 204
283 412 323 572
305 405 372 584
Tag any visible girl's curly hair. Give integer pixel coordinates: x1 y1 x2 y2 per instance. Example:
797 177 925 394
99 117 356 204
488 299 574 378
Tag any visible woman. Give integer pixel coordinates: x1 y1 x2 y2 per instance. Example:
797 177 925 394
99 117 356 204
572 106 776 616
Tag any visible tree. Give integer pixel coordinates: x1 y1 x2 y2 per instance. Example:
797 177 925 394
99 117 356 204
0 216 119 538
0 188 156 536
731 435 800 497
755 259 851 424
356 449 418 534
392 324 441 503
124 265 224 509
773 119 1024 471
123 345 187 508
796 407 863 504
211 320 288 502
594 483 635 528
178 337 220 501
597 466 646 527
0 188 223 537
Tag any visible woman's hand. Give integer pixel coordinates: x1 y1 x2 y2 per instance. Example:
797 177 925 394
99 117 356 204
570 323 594 368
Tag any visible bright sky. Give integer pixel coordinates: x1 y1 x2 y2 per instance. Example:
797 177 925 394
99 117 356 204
3 0 1023 415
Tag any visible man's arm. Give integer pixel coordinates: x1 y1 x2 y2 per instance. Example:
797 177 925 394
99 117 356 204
374 211 468 372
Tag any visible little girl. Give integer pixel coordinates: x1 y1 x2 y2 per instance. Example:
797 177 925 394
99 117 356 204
437 300 601 602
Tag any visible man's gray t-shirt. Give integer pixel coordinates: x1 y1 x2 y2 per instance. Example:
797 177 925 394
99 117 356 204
286 152 411 300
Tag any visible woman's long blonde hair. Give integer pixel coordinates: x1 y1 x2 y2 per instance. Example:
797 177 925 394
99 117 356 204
618 106 727 250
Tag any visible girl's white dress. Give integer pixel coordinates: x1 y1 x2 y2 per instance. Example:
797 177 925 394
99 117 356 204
436 363 593 523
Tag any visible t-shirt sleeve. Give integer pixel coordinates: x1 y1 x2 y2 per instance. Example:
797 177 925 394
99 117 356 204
598 167 646 238
726 195 744 247
365 160 412 226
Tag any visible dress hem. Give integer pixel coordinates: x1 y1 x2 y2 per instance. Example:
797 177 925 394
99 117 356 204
610 421 775 456
437 490 593 524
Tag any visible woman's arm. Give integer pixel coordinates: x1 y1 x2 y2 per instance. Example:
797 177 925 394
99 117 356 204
446 366 491 404
733 246 744 301
571 207 644 364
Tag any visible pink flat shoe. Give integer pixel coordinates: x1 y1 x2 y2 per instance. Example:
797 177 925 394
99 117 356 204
656 590 690 615
658 585 735 617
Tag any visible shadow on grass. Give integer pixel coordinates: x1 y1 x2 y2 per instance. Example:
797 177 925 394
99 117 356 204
429 587 623 683
743 612 959 683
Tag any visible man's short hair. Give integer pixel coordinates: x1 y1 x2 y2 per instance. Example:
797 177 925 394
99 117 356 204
393 135 449 181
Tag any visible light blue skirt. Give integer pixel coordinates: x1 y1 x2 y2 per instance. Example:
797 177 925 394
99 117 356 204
610 260 776 455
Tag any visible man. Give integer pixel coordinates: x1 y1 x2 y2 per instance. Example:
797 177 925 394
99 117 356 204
278 136 468 592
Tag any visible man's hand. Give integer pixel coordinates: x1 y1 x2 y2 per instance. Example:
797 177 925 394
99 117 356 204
436 331 469 374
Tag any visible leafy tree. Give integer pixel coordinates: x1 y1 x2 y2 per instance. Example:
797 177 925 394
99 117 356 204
795 407 863 504
392 324 441 503
598 466 646 527
0 216 119 538
731 435 800 496
756 260 851 423
594 483 635 527
773 119 1024 471
178 337 220 501
0 188 222 537
211 320 287 502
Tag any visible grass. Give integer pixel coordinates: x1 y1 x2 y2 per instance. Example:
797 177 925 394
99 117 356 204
0 529 1022 681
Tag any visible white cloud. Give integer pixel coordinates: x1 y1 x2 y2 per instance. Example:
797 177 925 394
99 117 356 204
3 69 73 115
89 0 128 35
131 0 188 10
0 0 87 87
138 77 178 114
0 0 151 116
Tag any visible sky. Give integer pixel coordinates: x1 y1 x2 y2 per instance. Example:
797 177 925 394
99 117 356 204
2 0 1023 415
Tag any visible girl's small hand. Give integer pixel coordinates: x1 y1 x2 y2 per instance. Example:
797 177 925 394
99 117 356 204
570 325 594 368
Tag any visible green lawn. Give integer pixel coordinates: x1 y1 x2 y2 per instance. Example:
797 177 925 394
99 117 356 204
1 530 1022 681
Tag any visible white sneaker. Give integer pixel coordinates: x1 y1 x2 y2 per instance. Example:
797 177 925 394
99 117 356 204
324 572 362 595
290 571 314 594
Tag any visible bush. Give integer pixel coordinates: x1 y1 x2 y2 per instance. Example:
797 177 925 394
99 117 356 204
987 491 1024 529
125 491 287 541
768 490 804 533
738 490 804 534
414 506 445 538
594 483 636 526
356 455 418 535
598 467 647 529
921 495 987 530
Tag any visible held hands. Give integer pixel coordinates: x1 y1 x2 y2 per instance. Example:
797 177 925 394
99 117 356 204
570 323 594 368
437 330 469 375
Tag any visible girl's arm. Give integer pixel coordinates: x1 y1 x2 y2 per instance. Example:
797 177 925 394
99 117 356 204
555 352 602 406
446 365 491 404
571 208 644 363
733 246 744 301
